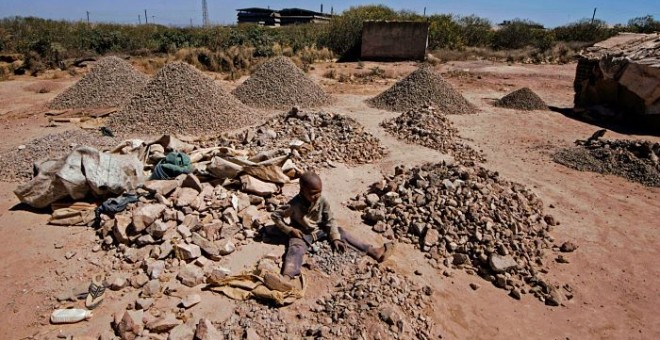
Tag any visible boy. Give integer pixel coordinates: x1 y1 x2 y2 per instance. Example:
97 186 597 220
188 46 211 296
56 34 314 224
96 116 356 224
272 171 394 279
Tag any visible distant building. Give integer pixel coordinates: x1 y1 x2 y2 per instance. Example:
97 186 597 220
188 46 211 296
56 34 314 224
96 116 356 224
236 7 331 26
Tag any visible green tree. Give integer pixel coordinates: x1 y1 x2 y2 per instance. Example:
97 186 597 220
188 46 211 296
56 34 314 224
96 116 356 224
457 15 492 47
553 19 614 43
324 5 401 57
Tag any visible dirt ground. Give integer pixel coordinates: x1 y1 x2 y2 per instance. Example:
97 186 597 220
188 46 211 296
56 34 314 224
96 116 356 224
0 60 658 339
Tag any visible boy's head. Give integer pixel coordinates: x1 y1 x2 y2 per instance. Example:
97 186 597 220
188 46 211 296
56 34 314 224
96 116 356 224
300 171 322 204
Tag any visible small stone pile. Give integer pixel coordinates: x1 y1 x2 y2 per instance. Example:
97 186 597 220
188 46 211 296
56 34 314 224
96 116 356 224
232 56 333 110
218 108 387 170
307 242 361 275
0 130 118 182
349 162 570 305
381 106 485 163
108 62 258 137
49 56 149 109
495 87 548 111
553 138 660 186
367 66 477 114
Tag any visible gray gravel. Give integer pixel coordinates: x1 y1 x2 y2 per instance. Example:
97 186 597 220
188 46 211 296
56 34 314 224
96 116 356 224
108 62 259 137
381 106 485 163
49 57 149 110
367 66 477 114
495 87 548 111
0 130 119 182
232 56 333 110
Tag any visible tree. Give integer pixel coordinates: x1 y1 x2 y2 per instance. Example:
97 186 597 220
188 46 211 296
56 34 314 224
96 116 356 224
457 15 492 47
627 15 660 33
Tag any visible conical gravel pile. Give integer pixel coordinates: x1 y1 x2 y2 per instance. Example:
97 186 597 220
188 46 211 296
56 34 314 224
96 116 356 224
495 87 548 111
232 56 333 110
49 56 149 109
108 62 258 136
367 66 476 114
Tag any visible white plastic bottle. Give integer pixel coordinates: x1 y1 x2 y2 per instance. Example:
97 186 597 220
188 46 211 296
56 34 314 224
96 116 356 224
50 309 93 324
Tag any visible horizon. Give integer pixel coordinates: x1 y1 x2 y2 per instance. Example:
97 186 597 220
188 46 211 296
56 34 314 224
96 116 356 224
0 0 659 28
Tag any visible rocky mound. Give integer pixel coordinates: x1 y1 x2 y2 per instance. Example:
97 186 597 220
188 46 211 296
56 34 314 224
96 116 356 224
107 62 257 137
217 108 387 169
0 130 118 182
553 138 659 187
367 66 476 114
495 87 547 111
349 162 572 305
232 57 333 110
381 106 485 163
49 57 149 109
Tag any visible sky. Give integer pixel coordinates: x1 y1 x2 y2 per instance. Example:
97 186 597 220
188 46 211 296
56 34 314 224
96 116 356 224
1 0 659 27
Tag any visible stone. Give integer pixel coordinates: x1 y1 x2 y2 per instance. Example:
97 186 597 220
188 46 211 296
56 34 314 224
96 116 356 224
135 298 154 310
133 204 166 233
115 310 144 340
219 222 240 239
147 260 166 279
423 229 440 247
182 214 200 230
216 239 236 255
208 266 231 281
245 328 261 340
147 220 170 239
560 241 578 253
130 273 149 288
378 306 402 326
546 287 563 306
146 313 181 333
176 188 200 208
109 276 127 290
195 318 222 340
113 214 132 244
159 242 174 260
168 324 194 340
452 253 470 266
175 243 201 261
182 174 204 192
180 294 201 308
177 225 192 238
509 288 521 300
142 280 161 298
489 254 518 273
469 283 480 291
544 214 559 226
191 233 220 257
364 208 386 223
239 205 260 229
177 264 205 287
136 234 156 246
145 180 179 196
240 175 278 197
365 193 380 207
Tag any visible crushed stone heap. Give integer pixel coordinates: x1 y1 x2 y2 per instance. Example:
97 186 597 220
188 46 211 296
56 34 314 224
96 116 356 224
495 87 548 111
553 136 660 187
107 62 258 137
232 56 333 110
215 108 387 169
381 106 485 163
349 162 572 305
49 56 149 109
0 130 118 182
367 66 477 114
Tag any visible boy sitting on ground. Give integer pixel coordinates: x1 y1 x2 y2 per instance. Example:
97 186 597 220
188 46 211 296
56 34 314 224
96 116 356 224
271 171 394 281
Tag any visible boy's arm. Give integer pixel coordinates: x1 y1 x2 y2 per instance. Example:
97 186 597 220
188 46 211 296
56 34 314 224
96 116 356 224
271 204 294 235
320 199 341 241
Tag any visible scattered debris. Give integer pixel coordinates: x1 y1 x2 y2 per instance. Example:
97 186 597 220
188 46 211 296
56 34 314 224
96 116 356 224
367 66 477 114
495 87 548 111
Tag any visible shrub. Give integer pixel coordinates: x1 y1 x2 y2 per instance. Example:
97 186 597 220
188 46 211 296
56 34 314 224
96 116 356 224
553 19 614 43
492 19 549 50
427 15 463 49
627 15 660 33
457 15 492 47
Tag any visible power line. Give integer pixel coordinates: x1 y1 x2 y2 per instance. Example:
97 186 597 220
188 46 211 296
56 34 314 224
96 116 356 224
202 0 209 27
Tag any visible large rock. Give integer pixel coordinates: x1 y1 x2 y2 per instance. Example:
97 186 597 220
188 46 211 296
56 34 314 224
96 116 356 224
145 180 179 196
191 233 220 257
132 204 166 232
147 220 170 239
176 187 200 207
195 318 223 340
175 243 201 261
113 214 132 244
489 254 518 273
216 239 236 256
180 294 201 308
423 229 440 247
115 310 144 340
146 260 166 279
177 264 205 287
240 175 278 197
168 324 195 340
182 174 204 192
146 313 181 333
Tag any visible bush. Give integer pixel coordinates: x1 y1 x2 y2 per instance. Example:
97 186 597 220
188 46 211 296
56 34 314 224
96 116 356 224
553 19 615 43
627 15 660 33
457 15 492 47
492 19 550 50
427 15 463 49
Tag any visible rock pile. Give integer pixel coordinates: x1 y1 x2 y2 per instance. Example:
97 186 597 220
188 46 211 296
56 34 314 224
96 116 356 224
554 138 660 186
232 56 333 110
0 130 118 182
107 62 258 137
349 162 569 305
218 108 387 170
367 66 477 114
495 87 548 111
381 106 485 163
49 56 149 109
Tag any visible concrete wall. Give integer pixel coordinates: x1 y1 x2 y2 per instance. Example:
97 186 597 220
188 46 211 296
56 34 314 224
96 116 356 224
361 21 429 61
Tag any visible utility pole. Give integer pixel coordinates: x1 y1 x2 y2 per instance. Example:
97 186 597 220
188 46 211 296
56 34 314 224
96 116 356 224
591 8 597 25
145 9 148 24
202 0 210 27
423 7 427 17
86 11 90 24
190 18 193 27
138 14 141 25
152 16 156 25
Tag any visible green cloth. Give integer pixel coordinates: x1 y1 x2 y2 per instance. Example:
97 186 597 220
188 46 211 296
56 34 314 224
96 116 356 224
150 152 193 180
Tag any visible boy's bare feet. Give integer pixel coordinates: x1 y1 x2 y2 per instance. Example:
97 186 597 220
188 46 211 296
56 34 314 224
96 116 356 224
369 243 395 263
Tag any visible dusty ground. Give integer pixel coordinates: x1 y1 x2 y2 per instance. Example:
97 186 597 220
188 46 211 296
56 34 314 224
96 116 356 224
0 60 658 339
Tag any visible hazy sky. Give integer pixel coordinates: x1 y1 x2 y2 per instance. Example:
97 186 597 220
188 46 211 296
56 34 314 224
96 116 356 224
1 0 658 27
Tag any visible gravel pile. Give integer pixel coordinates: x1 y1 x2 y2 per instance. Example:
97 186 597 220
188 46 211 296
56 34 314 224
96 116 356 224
232 56 333 110
49 57 149 109
381 106 485 163
367 66 477 114
308 242 361 275
0 130 118 182
107 62 258 137
218 108 387 170
348 162 570 305
495 87 548 111
553 138 660 187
